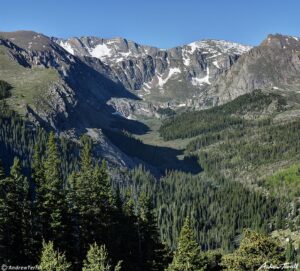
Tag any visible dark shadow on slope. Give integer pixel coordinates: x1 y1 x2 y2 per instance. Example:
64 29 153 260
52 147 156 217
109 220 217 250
102 129 202 175
59 100 150 135
108 112 151 135
65 54 140 101
56 50 152 133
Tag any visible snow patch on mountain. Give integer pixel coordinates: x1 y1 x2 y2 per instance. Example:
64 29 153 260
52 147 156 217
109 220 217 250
59 41 74 55
191 67 211 86
157 68 181 88
90 44 112 61
189 42 200 53
186 40 251 55
213 60 220 68
182 48 191 66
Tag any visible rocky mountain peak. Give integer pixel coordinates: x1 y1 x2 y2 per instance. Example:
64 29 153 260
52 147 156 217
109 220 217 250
184 39 251 55
55 36 160 64
202 33 300 108
261 34 300 50
0 30 57 52
53 36 251 102
0 30 79 73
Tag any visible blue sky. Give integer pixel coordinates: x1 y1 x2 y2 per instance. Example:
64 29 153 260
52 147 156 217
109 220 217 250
1 0 300 48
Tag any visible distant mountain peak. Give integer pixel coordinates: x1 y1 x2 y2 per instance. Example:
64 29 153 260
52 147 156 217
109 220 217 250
52 36 251 100
0 30 55 51
54 36 160 64
186 39 252 55
261 33 300 50
203 33 300 108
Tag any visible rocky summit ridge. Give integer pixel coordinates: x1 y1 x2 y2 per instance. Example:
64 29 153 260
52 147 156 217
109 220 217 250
202 33 300 107
54 36 251 103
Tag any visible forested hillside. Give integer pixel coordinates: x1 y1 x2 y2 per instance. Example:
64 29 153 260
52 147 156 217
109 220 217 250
1 96 299 270
125 169 285 250
159 90 286 140
159 90 300 189
0 100 78 176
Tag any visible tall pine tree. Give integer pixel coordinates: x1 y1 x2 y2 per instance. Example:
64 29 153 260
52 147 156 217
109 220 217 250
0 158 33 264
167 217 203 271
137 193 169 271
32 143 46 259
66 139 115 265
40 132 68 249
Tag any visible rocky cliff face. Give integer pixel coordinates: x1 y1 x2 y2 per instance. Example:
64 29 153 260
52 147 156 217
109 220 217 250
0 31 140 124
54 36 251 102
203 34 300 106
0 30 145 168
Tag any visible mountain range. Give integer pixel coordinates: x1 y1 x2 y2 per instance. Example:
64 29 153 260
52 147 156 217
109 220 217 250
1 30 300 174
55 36 251 102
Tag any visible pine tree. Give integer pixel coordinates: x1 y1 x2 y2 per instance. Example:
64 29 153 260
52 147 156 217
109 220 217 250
10 157 33 263
39 241 71 271
32 143 45 184
166 217 203 271
137 193 169 271
109 187 128 263
116 189 140 271
41 132 68 248
66 138 94 263
93 160 114 230
82 243 122 271
94 159 113 207
221 229 285 271
32 143 46 259
0 157 32 264
80 135 93 175
66 171 81 266
66 139 115 265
